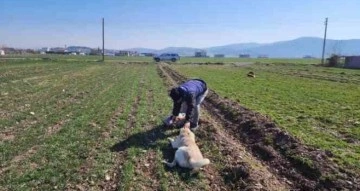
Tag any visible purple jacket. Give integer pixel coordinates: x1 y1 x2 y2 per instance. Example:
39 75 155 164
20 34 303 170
172 79 207 121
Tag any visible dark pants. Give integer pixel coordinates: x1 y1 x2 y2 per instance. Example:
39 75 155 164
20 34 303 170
179 89 208 128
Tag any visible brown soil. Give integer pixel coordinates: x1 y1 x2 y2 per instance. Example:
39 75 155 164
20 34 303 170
70 103 126 191
197 117 287 190
0 108 13 120
158 63 360 190
0 146 39 176
128 81 161 190
97 79 144 191
158 64 289 190
0 131 15 142
45 119 70 136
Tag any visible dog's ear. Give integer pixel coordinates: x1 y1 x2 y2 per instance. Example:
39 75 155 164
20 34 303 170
183 127 192 135
180 127 190 136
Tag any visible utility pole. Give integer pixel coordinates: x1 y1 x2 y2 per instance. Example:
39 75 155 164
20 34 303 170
102 18 105 62
321 17 328 65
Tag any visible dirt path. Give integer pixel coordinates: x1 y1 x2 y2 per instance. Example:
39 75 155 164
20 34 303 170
158 63 360 190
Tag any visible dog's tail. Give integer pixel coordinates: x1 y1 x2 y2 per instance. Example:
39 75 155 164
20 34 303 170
189 158 210 168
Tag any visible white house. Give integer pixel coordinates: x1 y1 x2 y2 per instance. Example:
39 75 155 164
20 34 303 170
0 49 5 56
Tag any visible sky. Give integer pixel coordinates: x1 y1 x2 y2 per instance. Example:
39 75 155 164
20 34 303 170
1 0 360 49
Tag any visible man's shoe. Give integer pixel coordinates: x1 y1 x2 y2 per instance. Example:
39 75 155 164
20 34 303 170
163 116 173 126
190 125 199 131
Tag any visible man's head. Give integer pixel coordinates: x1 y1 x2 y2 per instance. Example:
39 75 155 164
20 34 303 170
170 87 182 102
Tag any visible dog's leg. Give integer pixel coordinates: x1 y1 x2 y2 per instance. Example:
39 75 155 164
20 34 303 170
168 137 174 143
163 159 176 168
171 140 178 149
169 137 181 149
167 137 177 149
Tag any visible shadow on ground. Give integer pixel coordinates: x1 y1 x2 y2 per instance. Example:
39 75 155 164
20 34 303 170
110 123 201 182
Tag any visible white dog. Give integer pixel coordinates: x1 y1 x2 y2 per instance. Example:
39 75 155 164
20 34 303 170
164 127 210 169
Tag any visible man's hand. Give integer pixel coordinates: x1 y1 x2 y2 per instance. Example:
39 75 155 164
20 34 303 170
172 115 185 122
184 121 191 129
171 116 178 122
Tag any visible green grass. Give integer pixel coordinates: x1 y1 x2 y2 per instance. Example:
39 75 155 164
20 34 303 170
173 62 360 171
2 56 358 189
0 59 211 190
1 61 144 189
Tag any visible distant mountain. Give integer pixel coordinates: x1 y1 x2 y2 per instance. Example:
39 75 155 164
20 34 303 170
127 37 360 58
65 37 360 58
205 43 262 55
127 47 201 56
160 47 202 56
126 47 157 53
242 37 360 58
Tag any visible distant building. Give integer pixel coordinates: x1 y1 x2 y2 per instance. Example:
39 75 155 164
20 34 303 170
344 56 360 69
2 47 20 54
40 47 50 52
22 49 37 54
46 47 66 54
50 47 65 52
239 54 250 58
105 53 115 56
195 50 207 57
0 49 5 56
90 48 101 55
303 55 315 59
214 54 225 58
257 55 268 58
115 50 138 56
65 46 91 55
140 53 155 57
